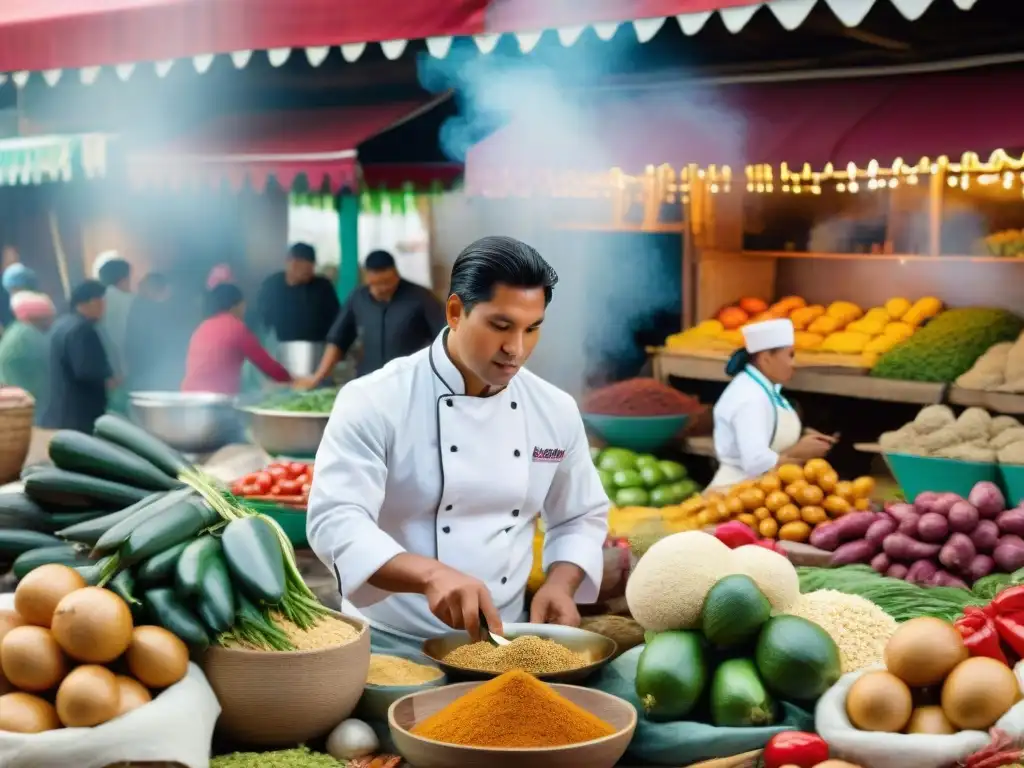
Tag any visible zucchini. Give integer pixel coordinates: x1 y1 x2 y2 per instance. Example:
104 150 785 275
175 536 221 597
20 463 52 480
0 493 50 532
109 569 141 607
48 430 180 491
0 529 64 557
709 658 775 727
58 493 163 546
43 510 108 531
136 541 190 586
94 414 190 479
197 548 236 633
145 588 210 651
74 556 118 586
12 544 90 579
25 468 151 510
120 499 221 566
635 630 708 721
91 490 191 554
221 517 286 604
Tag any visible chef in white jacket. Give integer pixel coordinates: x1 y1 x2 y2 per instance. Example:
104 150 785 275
709 318 835 490
307 236 609 653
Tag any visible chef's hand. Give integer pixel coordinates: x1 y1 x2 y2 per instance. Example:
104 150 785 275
530 562 583 627
787 434 834 461
423 565 503 641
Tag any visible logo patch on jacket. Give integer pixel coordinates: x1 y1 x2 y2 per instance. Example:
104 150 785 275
532 447 566 462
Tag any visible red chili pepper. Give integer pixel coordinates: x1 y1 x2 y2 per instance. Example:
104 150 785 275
955 607 1009 664
993 611 1024 660
714 521 759 549
762 731 829 768
991 585 1024 614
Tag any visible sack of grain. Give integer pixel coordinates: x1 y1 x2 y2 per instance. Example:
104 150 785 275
816 665 1024 768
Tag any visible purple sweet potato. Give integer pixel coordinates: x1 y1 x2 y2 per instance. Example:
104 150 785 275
897 512 921 537
969 481 1007 520
929 570 970 589
886 563 909 580
912 493 940 516
917 512 949 543
947 501 979 534
970 519 1001 553
966 554 996 582
906 559 939 585
828 511 879 542
994 535 1024 572
870 552 891 574
865 517 898 547
883 533 942 562
830 539 879 566
996 509 1024 537
809 522 842 552
887 503 919 523
939 532 976 573
933 493 964 517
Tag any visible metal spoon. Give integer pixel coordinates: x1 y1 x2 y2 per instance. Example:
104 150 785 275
479 609 510 646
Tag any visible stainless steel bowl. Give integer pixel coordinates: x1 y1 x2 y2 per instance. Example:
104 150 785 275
421 623 618 683
239 406 329 459
277 341 326 378
129 391 240 454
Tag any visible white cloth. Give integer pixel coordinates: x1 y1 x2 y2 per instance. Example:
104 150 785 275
742 318 794 353
710 367 802 488
307 330 610 641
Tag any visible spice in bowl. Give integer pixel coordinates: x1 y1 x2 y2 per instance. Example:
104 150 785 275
367 654 443 686
411 670 616 748
441 635 589 674
220 613 359 652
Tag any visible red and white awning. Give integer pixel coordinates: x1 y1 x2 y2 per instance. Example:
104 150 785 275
124 100 445 193
0 0 979 87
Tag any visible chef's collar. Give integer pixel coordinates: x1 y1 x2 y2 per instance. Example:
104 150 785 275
428 329 508 398
744 364 793 410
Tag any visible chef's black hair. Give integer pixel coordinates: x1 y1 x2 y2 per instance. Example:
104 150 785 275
70 280 106 308
365 250 396 271
288 243 316 263
98 258 131 287
449 236 558 313
206 283 244 316
725 348 751 377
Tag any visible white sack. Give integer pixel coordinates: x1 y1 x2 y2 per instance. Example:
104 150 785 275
0 594 220 768
816 664 1024 768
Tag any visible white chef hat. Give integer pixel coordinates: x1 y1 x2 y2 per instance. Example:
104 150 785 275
92 250 120 279
742 318 795 353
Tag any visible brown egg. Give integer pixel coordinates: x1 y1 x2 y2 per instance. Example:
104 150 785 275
885 617 967 687
0 625 68 692
845 671 913 733
0 691 61 733
56 665 120 728
114 675 153 717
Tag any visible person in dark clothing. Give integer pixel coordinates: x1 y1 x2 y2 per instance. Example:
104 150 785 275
40 280 114 433
124 272 193 392
255 243 340 343
301 250 447 386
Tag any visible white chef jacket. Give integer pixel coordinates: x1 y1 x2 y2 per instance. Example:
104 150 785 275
712 365 799 481
307 330 609 640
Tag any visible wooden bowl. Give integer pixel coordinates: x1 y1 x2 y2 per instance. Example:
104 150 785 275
201 612 369 745
388 681 636 768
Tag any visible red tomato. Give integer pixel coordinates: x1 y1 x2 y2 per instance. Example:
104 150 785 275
301 483 311 495
288 462 309 478
243 473 261 485
230 482 245 496
277 479 301 495
268 484 283 496
295 473 310 486
241 483 261 496
254 472 273 494
268 465 289 479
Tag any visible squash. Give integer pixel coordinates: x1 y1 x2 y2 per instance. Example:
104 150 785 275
718 306 749 330
885 297 912 319
821 331 872 354
902 297 943 327
773 296 807 314
738 297 768 315
794 332 824 351
825 301 863 326
882 321 914 341
790 305 825 330
864 335 900 354
719 330 744 347
808 315 841 335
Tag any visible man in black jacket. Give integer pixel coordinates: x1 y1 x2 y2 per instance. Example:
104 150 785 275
255 243 340 343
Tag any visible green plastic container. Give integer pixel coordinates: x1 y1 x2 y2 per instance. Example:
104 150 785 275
884 453 1000 502
237 499 308 548
999 465 1024 507
582 413 690 453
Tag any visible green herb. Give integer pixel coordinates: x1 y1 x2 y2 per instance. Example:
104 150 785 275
211 746 344 767
259 388 339 414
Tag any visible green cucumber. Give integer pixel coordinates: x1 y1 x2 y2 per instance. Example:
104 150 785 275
197 549 236 633
20 463 52 479
94 414 190 479
709 658 776 727
74 556 118 586
0 529 64 557
175 536 221 597
635 630 708 721
43 510 108 531
49 430 180 491
136 541 190 586
145 588 210 651
91 490 191 554
701 575 772 648
12 544 90 579
220 516 286 604
120 499 220 565
58 493 164 546
25 468 151 509
109 569 141 607
0 493 50 531
755 615 842 701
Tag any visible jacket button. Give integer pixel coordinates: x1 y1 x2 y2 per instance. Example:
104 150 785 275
442 526 451 534
501 577 508 584
514 449 520 457
450 445 458 452
446 504 453 511
512 509 520 517
446 399 453 407
504 526 512 534
511 402 517 409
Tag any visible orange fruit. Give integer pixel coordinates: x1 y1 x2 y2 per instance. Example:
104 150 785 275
777 464 805 485
816 470 839 494
758 474 782 494
765 491 791 512
852 476 876 499
775 504 801 524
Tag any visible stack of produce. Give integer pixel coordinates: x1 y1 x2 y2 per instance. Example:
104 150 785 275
676 459 875 543
594 446 699 509
843 617 1019 736
879 404 1024 464
871 307 1024 383
581 378 703 417
257 388 338 414
956 331 1024 393
230 460 313 506
630 540 841 727
1 565 189 732
980 229 1024 257
810 481 1024 586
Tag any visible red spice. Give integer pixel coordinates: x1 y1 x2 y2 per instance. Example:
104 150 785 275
582 378 702 417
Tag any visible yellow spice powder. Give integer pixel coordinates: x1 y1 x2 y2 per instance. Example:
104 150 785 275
367 654 443 686
441 635 588 674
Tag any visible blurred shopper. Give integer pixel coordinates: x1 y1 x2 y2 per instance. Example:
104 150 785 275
124 272 192 392
206 263 235 290
0 292 56 420
182 283 308 395
0 260 36 330
300 250 446 386
95 255 134 378
40 281 114 432
255 243 339 343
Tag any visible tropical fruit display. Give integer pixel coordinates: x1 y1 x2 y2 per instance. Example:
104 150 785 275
593 446 699 509
980 229 1024 257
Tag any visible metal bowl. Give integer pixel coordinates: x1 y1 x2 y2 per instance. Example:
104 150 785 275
421 623 617 684
239 406 329 459
129 391 240 455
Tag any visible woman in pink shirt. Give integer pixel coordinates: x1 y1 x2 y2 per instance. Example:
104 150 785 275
181 283 293 394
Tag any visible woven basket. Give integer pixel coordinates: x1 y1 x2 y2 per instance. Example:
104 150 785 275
0 391 33 484
200 611 370 746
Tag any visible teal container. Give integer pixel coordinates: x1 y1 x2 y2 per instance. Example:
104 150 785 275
999 465 1024 507
236 499 308 548
582 414 690 453
884 453 1000 502
357 652 447 722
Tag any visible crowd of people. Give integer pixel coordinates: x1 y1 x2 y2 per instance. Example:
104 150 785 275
0 242 447 434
